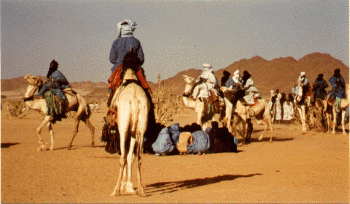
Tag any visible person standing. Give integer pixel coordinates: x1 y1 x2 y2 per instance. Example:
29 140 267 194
283 93 294 123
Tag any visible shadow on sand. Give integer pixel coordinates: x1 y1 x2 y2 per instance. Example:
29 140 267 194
145 173 262 195
1 143 20 148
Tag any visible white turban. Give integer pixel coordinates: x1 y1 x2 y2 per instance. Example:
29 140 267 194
300 72 306 76
117 19 137 37
202 63 213 69
233 69 240 76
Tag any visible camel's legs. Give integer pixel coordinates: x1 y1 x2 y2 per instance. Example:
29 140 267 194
297 106 307 132
124 138 136 195
341 110 347 135
332 107 337 134
68 120 80 150
112 111 131 197
83 119 95 147
136 137 147 197
111 132 127 196
258 118 272 142
36 116 53 151
48 122 54 151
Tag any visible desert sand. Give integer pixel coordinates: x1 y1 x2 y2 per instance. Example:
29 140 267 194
1 104 349 203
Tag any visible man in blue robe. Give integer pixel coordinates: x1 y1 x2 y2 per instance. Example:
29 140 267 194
329 68 346 112
313 74 328 100
36 60 70 100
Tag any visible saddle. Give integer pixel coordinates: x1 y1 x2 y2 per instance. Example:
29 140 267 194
108 64 152 93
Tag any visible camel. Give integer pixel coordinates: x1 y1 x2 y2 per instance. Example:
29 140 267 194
182 75 222 130
293 81 312 132
324 84 349 134
221 87 273 145
109 52 150 197
23 74 95 151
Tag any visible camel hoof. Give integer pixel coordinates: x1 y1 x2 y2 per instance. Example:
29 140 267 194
50 146 54 151
331 131 336 134
138 191 148 197
111 192 119 196
238 142 243 147
258 135 263 141
91 142 95 147
269 138 273 142
37 147 42 152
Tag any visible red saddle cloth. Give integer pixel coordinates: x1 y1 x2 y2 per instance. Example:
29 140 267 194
108 64 152 93
249 99 259 107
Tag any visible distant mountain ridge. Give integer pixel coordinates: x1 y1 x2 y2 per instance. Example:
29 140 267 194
2 52 348 98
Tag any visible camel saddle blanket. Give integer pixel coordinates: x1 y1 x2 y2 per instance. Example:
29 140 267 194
44 91 67 122
108 64 152 93
249 99 259 107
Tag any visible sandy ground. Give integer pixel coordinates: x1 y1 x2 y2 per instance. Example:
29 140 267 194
1 106 349 203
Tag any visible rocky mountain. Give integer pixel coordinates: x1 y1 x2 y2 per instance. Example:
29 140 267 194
2 52 348 99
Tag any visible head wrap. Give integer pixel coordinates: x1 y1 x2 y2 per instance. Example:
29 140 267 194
202 63 213 69
300 72 306 76
117 19 137 37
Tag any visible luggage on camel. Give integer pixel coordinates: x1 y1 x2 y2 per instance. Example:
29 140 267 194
101 117 120 154
107 64 152 107
44 90 67 123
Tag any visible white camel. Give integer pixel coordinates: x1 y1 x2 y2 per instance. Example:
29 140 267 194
293 81 312 132
109 58 150 197
23 74 95 151
182 75 222 130
324 84 349 135
221 87 273 144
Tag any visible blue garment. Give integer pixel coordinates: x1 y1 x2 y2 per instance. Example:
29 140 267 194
37 70 70 100
314 79 328 100
187 130 210 154
329 75 346 99
224 77 236 88
169 123 181 145
152 127 175 155
109 37 144 72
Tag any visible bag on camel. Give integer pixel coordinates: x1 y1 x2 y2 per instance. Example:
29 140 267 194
152 127 175 155
101 121 120 154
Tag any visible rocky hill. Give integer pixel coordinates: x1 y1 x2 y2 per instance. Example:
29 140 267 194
2 52 348 99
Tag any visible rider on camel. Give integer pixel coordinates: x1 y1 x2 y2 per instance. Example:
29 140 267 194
36 59 70 100
241 70 260 105
328 68 346 112
292 71 309 96
221 70 235 88
108 19 150 107
313 73 328 100
191 63 219 101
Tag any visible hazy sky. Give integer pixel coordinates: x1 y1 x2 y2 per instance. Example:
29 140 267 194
1 0 349 83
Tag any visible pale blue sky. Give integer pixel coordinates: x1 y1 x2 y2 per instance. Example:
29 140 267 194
1 0 349 83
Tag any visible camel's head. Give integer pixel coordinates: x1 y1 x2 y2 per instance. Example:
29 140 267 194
182 75 196 96
24 74 43 87
183 75 195 85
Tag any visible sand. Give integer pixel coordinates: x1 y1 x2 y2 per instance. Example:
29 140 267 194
1 106 349 203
